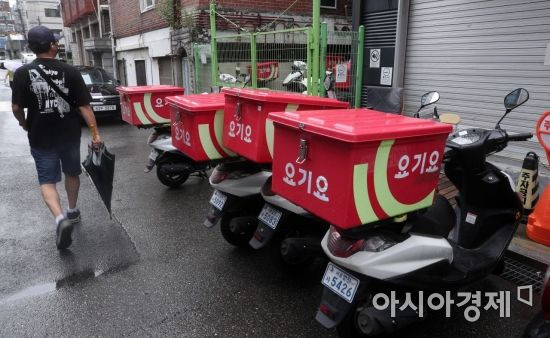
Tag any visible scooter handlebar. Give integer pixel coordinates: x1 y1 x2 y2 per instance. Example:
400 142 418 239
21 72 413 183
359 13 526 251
506 132 533 142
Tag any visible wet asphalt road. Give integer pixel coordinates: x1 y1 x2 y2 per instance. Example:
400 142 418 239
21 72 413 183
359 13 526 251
0 83 541 337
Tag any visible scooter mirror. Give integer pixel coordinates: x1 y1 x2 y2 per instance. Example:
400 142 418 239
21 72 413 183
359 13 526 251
439 113 461 125
420 91 440 108
496 88 529 129
504 88 529 111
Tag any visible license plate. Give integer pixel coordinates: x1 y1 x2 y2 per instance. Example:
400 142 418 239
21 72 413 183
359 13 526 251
321 263 360 303
258 204 283 229
209 190 227 211
93 105 117 111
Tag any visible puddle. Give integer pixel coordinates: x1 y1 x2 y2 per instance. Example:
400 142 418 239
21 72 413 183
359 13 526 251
0 282 57 304
0 263 132 305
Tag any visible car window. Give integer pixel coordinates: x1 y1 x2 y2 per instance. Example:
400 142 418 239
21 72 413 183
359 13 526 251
79 68 115 85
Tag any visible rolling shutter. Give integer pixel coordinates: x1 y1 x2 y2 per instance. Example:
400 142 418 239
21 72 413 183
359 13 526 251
403 0 550 163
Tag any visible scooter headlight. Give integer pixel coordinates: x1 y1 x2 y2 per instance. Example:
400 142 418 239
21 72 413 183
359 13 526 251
363 236 397 252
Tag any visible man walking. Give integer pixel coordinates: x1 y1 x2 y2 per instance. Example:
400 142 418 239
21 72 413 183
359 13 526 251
11 26 101 250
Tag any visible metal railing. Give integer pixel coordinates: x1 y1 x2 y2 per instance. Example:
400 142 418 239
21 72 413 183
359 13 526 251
195 3 365 106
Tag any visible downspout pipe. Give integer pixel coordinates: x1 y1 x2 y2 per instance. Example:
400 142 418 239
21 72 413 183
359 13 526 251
108 0 117 79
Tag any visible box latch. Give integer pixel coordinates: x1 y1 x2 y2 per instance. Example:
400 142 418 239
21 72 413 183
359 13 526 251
296 138 308 164
234 101 242 121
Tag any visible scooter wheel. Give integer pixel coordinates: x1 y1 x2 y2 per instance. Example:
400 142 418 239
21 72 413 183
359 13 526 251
220 212 256 248
156 162 189 188
268 226 315 273
337 296 381 338
338 291 414 338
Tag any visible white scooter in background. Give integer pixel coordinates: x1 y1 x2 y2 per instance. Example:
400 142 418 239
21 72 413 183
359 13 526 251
282 61 308 93
219 67 251 87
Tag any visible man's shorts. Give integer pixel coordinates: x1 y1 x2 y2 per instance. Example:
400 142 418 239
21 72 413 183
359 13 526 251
30 142 82 185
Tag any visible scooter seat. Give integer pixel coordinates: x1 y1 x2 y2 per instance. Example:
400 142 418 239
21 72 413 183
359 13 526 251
410 194 456 238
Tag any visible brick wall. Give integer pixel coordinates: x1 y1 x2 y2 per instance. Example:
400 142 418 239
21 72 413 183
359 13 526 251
113 0 169 38
202 0 350 16
0 1 10 12
114 0 350 38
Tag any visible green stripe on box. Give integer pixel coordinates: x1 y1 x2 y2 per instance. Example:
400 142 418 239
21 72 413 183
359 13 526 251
353 163 378 224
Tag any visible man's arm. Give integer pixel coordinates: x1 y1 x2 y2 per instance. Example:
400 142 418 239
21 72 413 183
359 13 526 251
79 105 101 145
12 104 26 131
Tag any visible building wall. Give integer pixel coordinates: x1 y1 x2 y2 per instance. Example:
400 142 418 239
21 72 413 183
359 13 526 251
0 0 15 33
18 0 66 45
116 27 172 85
112 0 352 87
0 1 9 12
112 0 169 38
113 0 351 38
205 0 349 16
59 1 115 75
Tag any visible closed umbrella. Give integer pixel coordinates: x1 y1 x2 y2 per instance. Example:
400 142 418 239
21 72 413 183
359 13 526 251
82 143 115 217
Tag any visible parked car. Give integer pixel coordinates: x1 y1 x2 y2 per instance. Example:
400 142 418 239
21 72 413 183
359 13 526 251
77 66 121 119
523 266 550 338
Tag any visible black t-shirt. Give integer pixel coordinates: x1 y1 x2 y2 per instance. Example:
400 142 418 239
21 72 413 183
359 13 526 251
12 58 92 149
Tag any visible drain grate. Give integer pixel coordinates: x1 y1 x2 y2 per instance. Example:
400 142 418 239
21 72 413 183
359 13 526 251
499 252 547 293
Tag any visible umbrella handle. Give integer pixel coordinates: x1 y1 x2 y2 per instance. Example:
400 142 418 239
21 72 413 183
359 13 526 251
90 141 104 153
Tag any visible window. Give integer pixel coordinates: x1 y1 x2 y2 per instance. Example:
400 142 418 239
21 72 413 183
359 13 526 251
44 8 60 17
321 0 337 9
101 9 111 35
140 0 155 12
91 23 100 38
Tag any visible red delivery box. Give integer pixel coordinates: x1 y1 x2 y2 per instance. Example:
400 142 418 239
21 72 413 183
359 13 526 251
166 93 236 162
269 109 453 229
222 88 349 163
118 85 184 126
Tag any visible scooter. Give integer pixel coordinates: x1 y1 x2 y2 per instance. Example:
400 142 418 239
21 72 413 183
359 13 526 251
250 176 329 270
282 61 308 93
249 91 453 271
204 158 271 247
204 73 341 249
316 88 532 337
145 126 208 188
219 67 251 87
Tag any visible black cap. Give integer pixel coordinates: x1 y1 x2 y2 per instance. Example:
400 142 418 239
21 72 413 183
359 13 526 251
27 26 61 44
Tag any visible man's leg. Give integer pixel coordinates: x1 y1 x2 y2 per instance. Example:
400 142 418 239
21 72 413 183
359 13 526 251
65 175 80 210
60 142 82 224
31 146 73 250
30 147 63 219
40 183 63 218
